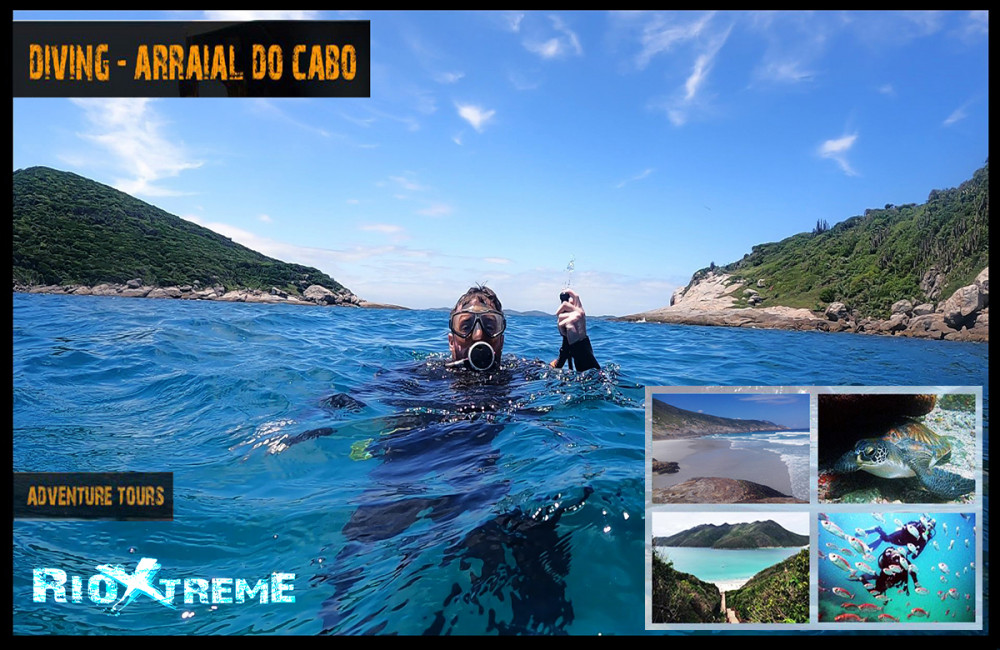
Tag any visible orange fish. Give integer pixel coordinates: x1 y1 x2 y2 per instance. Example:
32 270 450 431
835 613 864 622
878 613 900 622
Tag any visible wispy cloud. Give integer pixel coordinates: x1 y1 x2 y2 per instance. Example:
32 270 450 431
660 25 731 126
201 10 319 20
753 60 815 85
818 133 859 176
360 223 403 234
877 83 896 96
417 203 453 218
523 14 583 59
435 71 465 84
67 98 202 197
484 257 511 265
627 11 716 70
943 99 974 126
456 103 496 132
388 173 428 193
258 214 272 223
616 168 654 189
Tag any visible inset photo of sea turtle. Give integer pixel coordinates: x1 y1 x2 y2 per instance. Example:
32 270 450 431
817 392 978 504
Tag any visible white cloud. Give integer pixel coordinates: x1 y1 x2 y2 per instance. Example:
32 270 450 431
877 83 896 96
616 168 653 189
658 25 731 126
417 203 453 217
818 133 859 176
68 98 202 197
360 223 403 234
629 11 716 70
201 10 319 20
754 60 815 84
435 71 465 84
258 214 272 223
456 103 496 132
524 14 583 59
484 257 511 265
388 174 428 192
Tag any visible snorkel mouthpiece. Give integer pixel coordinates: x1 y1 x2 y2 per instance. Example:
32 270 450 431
467 341 495 371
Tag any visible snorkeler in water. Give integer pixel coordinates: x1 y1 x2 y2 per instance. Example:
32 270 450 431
308 285 608 634
446 285 599 372
865 517 936 559
859 545 925 598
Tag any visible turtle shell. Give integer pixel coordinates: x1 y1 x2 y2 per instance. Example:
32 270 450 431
882 421 952 468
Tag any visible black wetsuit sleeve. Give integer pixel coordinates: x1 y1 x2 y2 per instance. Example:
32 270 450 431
566 337 600 371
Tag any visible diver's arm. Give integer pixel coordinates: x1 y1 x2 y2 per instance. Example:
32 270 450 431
551 289 600 371
565 336 600 371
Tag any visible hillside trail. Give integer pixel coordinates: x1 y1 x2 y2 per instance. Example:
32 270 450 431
720 591 740 623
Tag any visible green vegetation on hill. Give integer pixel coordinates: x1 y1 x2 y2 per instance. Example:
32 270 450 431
652 397 784 439
654 520 808 549
651 551 723 624
690 163 989 318
13 166 348 296
725 548 809 623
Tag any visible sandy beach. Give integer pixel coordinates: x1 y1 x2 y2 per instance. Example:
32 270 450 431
651 437 794 496
713 578 751 592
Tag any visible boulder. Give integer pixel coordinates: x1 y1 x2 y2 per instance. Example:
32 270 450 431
890 299 913 316
824 302 849 322
912 303 935 316
303 284 338 305
940 284 984 329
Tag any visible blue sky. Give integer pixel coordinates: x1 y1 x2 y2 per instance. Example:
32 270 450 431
12 11 989 316
652 392 810 429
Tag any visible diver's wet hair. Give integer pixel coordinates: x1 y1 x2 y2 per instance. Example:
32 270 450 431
452 285 502 314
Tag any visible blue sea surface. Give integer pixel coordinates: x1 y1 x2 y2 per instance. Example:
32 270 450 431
654 546 805 584
11 293 989 635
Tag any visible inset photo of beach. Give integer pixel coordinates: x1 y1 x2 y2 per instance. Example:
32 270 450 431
649 390 809 504
817 511 977 624
650 511 810 625
817 392 978 504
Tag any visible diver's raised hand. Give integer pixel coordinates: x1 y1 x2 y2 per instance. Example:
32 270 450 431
556 289 588 345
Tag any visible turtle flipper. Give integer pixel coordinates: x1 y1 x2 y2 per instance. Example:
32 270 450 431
830 448 861 474
914 466 975 500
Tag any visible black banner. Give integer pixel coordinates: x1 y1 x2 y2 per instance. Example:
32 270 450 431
12 21 370 98
13 472 174 520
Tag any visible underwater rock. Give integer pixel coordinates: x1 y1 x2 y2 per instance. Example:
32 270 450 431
652 477 802 504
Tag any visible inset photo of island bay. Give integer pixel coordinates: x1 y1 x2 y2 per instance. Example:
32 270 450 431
650 511 810 625
649 391 810 504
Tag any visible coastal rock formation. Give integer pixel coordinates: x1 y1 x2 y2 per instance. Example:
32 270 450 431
652 477 803 504
651 459 679 474
621 266 988 343
12 279 387 309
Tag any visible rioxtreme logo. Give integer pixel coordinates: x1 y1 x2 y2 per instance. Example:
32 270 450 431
33 558 295 614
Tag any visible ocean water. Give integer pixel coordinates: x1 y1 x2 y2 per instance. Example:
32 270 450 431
654 545 805 584
817 512 978 624
708 430 810 502
11 293 990 635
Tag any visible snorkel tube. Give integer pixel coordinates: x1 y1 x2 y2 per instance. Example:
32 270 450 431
445 341 496 371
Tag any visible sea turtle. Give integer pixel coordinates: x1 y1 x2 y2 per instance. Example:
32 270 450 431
829 421 974 500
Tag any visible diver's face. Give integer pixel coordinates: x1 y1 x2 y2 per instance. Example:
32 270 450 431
448 300 504 363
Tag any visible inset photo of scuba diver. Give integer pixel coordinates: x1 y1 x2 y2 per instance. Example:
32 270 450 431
817 512 978 624
817 392 979 504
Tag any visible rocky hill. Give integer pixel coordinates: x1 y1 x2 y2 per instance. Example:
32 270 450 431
623 163 988 342
652 397 785 440
13 166 367 307
651 551 723 624
654 520 808 549
725 548 809 623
